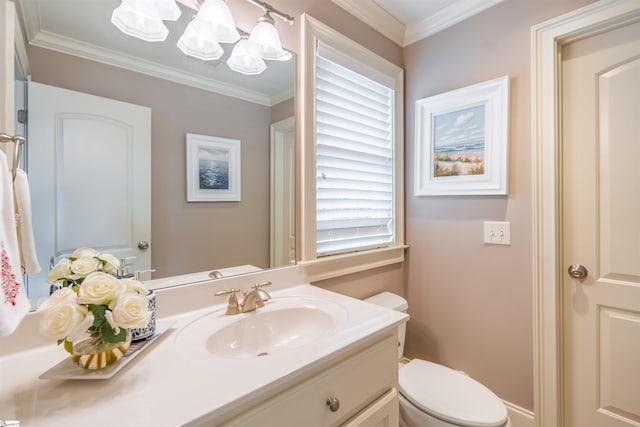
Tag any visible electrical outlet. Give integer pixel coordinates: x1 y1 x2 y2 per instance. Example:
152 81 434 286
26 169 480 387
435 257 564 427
483 221 511 245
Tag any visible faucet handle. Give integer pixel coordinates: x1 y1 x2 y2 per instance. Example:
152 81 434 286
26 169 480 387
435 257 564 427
251 281 272 302
215 289 242 315
214 288 240 296
252 281 272 289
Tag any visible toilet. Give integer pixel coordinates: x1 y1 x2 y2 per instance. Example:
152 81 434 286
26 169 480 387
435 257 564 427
365 292 511 427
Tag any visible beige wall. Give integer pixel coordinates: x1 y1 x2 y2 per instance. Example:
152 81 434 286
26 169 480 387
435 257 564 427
403 0 596 410
27 46 272 278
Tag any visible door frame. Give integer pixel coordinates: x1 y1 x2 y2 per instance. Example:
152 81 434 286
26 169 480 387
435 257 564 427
532 1 640 426
270 115 295 267
0 0 15 136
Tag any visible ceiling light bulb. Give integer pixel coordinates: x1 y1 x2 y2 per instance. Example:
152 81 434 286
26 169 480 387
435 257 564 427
192 0 240 44
122 0 181 21
112 2 169 42
177 22 224 60
227 39 266 75
247 12 287 60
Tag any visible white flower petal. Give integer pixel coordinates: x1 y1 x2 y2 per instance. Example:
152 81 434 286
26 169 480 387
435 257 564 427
67 311 95 342
104 310 121 335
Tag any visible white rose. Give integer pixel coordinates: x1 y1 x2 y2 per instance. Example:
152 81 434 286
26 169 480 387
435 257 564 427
121 278 149 295
38 300 89 341
77 272 125 305
71 247 99 259
70 256 101 279
109 293 151 329
98 253 120 274
47 258 72 283
39 287 77 312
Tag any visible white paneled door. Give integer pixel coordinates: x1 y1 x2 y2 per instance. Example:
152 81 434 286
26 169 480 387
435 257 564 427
562 20 640 427
27 82 151 298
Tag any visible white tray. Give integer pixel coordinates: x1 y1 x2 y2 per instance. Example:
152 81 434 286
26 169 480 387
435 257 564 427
39 319 175 380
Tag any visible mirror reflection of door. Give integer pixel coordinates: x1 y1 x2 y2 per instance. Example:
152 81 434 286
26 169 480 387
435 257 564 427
270 116 295 267
26 82 151 299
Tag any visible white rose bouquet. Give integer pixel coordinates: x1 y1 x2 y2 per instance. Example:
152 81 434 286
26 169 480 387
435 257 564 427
47 247 121 290
39 247 151 352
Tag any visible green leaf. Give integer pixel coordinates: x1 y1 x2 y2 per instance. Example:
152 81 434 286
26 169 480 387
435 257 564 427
89 304 108 329
101 324 127 343
64 339 73 354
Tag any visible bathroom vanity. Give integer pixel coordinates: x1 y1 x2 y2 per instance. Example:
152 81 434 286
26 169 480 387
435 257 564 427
0 277 407 426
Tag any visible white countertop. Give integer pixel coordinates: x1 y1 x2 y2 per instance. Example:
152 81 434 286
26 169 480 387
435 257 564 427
0 284 406 426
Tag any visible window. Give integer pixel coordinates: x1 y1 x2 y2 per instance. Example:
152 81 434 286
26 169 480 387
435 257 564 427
315 45 395 256
300 15 404 279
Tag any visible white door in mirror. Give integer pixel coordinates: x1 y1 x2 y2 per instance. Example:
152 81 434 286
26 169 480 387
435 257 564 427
27 82 152 298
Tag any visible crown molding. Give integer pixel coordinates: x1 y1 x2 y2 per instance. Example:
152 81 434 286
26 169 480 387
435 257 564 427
404 0 505 45
332 0 504 47
28 31 274 106
331 0 405 46
270 87 294 106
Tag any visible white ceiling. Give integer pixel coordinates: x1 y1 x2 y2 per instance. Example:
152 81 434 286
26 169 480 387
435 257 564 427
332 0 505 46
375 0 461 24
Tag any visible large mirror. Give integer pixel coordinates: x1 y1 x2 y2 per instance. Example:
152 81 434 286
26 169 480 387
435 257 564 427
14 0 296 300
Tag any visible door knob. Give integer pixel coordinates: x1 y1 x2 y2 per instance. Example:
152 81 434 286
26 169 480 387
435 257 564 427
568 264 588 279
138 241 150 250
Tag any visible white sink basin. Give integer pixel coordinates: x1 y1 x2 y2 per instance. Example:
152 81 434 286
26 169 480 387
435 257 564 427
175 296 349 359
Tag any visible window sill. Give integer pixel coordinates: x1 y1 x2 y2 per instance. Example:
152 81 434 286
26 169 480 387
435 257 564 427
299 245 408 283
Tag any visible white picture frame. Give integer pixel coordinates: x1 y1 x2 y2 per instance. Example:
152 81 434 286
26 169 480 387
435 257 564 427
186 133 241 202
414 75 509 196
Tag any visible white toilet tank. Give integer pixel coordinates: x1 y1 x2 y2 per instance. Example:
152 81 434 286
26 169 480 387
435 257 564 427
365 292 408 360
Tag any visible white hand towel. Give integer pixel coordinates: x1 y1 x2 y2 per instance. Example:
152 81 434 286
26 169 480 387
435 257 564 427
0 151 30 336
13 169 42 275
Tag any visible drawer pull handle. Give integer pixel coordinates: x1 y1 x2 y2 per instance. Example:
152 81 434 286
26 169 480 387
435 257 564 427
326 396 340 412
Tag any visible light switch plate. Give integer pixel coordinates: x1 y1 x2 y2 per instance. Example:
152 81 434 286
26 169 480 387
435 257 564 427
483 221 511 245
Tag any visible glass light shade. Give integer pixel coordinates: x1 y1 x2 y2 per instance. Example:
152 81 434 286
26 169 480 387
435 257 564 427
122 0 181 21
111 2 168 42
227 39 266 75
247 16 287 60
177 22 224 60
192 0 240 44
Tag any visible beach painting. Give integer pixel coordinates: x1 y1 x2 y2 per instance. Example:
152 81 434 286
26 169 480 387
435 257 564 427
432 104 486 178
186 134 241 202
414 75 509 196
198 147 229 190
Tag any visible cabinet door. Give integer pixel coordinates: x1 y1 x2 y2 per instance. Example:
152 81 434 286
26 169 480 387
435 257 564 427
341 389 399 427
216 335 397 427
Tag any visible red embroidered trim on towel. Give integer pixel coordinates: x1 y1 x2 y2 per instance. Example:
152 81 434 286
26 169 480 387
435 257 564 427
1 241 20 306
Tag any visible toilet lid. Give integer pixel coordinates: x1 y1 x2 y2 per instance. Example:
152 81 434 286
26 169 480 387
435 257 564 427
399 360 508 427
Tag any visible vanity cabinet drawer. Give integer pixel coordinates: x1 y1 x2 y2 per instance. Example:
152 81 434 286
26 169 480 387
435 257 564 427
218 333 397 427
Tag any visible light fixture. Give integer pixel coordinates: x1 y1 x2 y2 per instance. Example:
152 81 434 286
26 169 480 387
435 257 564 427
177 22 224 60
247 12 288 61
227 38 266 75
111 0 182 42
112 0 294 75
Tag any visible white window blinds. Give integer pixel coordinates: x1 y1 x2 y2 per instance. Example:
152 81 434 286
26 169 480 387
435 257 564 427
315 44 395 256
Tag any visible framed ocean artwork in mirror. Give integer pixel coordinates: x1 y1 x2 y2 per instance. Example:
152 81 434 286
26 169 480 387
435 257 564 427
186 134 241 202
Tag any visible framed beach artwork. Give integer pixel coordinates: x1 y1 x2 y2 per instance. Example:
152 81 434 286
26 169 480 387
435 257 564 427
414 76 509 196
186 133 241 202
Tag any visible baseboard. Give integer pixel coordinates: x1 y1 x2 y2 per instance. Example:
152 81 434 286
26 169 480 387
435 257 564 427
503 400 534 427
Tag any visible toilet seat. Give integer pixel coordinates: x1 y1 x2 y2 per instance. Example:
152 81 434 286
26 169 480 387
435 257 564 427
399 359 508 427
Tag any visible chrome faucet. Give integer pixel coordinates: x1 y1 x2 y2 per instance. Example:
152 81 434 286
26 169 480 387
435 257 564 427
215 281 272 315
